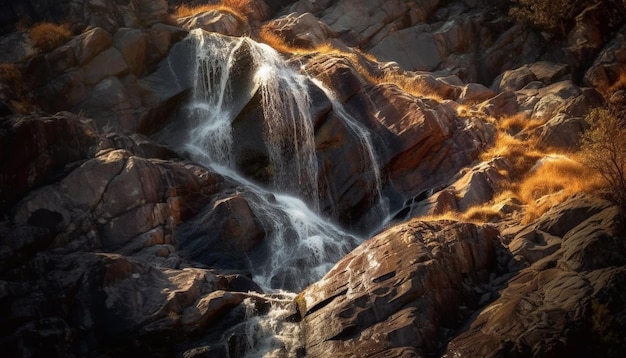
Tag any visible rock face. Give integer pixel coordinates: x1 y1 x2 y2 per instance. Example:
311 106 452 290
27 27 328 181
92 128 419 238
1 0 626 357
0 112 99 213
298 220 498 357
445 196 626 357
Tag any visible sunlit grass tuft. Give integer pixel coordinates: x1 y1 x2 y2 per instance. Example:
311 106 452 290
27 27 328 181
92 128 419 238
517 155 604 223
174 0 252 20
497 112 545 135
375 71 445 102
480 132 544 179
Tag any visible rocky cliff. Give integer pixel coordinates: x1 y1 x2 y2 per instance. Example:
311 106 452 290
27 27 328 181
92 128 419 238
1 0 625 357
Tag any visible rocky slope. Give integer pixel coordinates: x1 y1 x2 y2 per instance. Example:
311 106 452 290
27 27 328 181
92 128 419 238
1 0 625 357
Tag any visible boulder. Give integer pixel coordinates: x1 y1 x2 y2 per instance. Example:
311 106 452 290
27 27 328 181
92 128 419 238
0 31 37 64
130 0 169 26
177 10 250 36
445 196 626 357
584 26 626 95
262 12 336 49
452 159 507 211
457 82 496 104
114 28 149 75
81 47 129 85
72 27 114 66
536 114 586 150
0 112 99 214
176 192 266 269
298 219 498 357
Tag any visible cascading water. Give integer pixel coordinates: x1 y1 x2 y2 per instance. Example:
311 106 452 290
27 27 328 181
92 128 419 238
181 29 389 357
309 77 390 232
186 30 318 205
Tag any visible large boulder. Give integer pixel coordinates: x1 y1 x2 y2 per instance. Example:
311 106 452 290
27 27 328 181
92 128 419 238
445 195 626 357
0 112 99 214
297 219 498 357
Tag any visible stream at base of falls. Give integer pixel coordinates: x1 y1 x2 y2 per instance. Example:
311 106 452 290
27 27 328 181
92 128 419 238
179 29 392 356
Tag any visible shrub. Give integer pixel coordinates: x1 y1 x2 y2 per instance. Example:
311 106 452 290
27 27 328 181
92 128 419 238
508 0 579 37
29 22 72 53
580 107 626 208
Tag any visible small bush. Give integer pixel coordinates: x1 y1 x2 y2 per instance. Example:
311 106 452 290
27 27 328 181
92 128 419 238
29 22 72 53
580 107 626 208
508 0 579 37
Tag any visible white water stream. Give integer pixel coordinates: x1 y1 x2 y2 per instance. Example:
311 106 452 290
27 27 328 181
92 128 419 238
182 29 388 357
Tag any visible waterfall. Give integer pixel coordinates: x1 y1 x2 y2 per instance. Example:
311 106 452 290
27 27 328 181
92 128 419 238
186 30 318 205
309 77 391 234
179 29 392 357
183 29 359 292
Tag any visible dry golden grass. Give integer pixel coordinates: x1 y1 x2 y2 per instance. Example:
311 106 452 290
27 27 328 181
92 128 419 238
515 155 604 223
257 26 331 55
29 22 72 53
481 132 544 179
462 205 504 222
259 24 448 101
0 63 22 88
497 112 545 134
375 71 445 102
174 0 251 20
607 71 626 94
416 211 462 223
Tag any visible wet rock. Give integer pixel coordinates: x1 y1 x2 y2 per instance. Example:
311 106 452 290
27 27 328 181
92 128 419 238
177 192 266 268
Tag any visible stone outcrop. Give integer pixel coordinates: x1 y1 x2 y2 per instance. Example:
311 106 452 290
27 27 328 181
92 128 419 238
445 195 626 357
0 112 99 214
1 0 626 357
297 220 499 357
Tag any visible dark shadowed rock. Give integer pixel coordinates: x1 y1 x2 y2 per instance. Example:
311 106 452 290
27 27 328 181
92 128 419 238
0 112 98 214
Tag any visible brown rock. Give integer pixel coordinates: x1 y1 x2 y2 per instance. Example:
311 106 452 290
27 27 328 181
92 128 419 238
130 0 169 26
298 220 497 357
263 12 337 48
0 112 98 214
81 47 128 85
114 28 149 75
584 27 626 95
177 10 250 36
445 195 626 357
34 69 87 112
457 83 496 104
72 27 114 66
